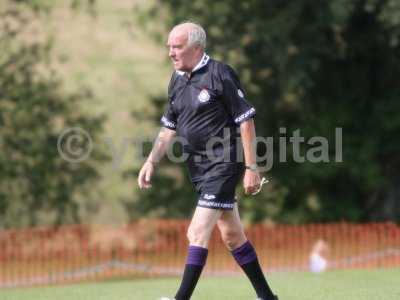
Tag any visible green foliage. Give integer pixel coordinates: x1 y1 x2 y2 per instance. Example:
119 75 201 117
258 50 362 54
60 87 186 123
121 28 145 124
0 3 106 228
135 0 400 223
10 0 96 13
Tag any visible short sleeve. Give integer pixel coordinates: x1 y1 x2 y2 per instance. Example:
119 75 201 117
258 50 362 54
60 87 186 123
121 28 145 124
160 73 178 130
220 64 256 124
160 102 177 130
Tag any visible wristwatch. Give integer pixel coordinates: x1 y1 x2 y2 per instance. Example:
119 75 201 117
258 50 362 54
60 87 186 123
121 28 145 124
245 163 258 171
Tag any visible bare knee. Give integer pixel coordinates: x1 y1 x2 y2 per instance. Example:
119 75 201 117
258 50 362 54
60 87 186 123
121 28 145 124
187 222 212 248
220 227 246 251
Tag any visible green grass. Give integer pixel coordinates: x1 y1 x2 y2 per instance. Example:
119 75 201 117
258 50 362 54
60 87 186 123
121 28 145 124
2 269 400 300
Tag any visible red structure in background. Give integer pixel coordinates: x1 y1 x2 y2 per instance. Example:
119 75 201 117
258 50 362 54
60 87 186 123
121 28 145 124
0 221 399 288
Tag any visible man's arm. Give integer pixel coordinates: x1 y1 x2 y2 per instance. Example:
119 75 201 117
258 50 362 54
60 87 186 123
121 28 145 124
240 118 261 194
137 127 176 189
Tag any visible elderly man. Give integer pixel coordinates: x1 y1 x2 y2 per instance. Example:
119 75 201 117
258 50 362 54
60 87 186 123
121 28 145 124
138 22 278 300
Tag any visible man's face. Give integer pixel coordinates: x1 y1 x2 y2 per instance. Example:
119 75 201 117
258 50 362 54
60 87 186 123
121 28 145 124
167 28 200 72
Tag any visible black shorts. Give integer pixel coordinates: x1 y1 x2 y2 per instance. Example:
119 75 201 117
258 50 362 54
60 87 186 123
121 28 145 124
193 171 243 210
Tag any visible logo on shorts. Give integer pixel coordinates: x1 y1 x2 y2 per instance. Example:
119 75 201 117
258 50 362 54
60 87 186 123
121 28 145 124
203 194 216 200
238 89 244 98
198 89 210 103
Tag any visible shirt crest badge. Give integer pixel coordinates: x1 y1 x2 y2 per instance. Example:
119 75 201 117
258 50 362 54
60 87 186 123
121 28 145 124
198 89 210 103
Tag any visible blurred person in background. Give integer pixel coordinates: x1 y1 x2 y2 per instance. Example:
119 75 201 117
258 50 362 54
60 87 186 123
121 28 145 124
309 239 329 273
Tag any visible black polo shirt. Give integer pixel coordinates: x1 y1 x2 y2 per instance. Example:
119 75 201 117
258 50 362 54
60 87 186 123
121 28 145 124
161 55 256 182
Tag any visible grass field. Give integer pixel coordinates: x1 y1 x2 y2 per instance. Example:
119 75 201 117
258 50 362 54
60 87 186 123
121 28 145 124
2 269 400 300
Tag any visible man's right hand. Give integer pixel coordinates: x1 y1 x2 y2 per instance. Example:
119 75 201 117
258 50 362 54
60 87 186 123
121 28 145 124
138 161 155 189
137 127 176 189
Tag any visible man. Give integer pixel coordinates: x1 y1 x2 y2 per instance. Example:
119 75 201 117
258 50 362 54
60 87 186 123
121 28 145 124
138 22 278 300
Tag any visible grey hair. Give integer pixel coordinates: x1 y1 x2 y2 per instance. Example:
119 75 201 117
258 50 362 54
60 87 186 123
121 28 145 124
178 22 207 50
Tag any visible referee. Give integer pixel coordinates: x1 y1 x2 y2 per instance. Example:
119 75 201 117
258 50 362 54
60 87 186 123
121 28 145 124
138 22 278 300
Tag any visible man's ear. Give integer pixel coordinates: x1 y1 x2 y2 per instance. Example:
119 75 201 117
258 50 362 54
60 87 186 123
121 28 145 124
195 46 203 55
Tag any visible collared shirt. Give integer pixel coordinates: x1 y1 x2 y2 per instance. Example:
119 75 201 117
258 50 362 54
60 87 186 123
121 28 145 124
175 53 210 76
161 55 256 181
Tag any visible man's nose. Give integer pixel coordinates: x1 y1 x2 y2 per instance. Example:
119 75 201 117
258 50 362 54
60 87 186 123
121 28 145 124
169 48 175 58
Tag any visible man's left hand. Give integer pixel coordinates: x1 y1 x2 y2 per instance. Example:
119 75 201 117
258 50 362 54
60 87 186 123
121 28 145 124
243 169 261 195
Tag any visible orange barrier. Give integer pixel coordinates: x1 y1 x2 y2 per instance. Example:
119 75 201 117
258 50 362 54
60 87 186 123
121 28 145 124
0 221 399 287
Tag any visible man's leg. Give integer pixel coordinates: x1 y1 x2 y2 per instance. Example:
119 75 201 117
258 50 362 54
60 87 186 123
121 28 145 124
175 206 222 300
217 203 276 300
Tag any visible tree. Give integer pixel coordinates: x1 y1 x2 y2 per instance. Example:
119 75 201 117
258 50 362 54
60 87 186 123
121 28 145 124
0 1 106 228
134 0 400 223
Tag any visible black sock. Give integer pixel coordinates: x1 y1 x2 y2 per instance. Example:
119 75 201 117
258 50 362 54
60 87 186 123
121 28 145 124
175 245 208 300
231 240 275 300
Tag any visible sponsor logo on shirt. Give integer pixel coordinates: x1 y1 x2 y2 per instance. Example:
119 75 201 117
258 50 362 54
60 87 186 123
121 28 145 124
234 107 256 124
203 194 216 200
198 89 210 103
161 116 176 129
238 89 244 98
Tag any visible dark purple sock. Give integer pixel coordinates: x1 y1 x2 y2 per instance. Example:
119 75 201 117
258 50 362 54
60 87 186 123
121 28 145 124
186 245 208 266
231 241 275 300
175 246 208 300
232 240 258 266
